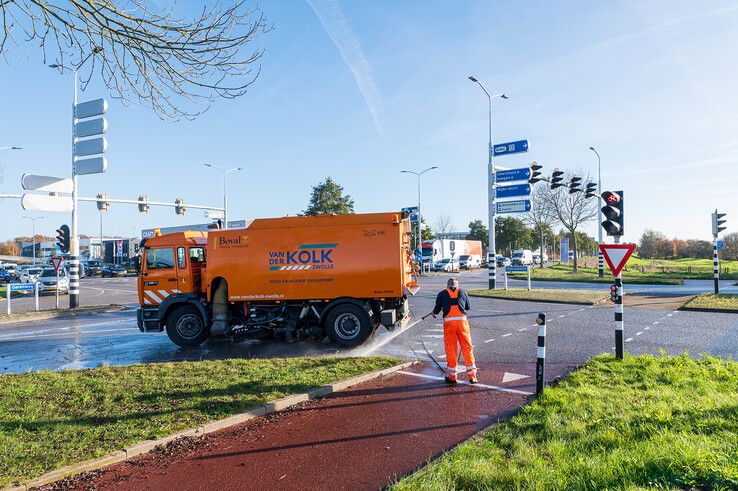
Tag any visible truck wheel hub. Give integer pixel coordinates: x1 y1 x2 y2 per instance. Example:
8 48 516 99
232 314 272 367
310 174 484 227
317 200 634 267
334 313 361 340
177 314 203 339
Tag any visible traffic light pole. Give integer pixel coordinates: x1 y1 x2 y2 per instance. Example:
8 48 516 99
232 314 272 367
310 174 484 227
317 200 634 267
614 235 624 360
69 67 80 308
488 100 497 289
713 235 720 294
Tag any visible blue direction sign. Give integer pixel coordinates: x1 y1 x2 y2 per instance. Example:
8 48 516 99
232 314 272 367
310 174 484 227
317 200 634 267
496 167 531 183
493 140 529 157
10 283 35 292
402 206 419 222
717 241 725 250
505 265 529 273
497 199 531 214
496 183 531 199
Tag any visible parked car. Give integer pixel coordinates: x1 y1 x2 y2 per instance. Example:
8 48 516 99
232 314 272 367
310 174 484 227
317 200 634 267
432 258 460 272
0 268 11 284
84 259 104 276
2 263 18 279
101 264 128 277
458 254 481 269
511 249 534 266
20 267 44 284
496 255 511 267
37 268 69 294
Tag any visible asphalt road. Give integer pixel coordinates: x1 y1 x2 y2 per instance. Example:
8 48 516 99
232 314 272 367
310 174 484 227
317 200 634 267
1 270 736 374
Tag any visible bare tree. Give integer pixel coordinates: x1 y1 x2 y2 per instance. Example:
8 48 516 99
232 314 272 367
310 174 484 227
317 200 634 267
433 213 454 239
524 183 559 267
1 1 271 119
544 170 598 272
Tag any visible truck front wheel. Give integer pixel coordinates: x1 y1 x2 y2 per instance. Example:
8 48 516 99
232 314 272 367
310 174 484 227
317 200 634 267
166 304 208 347
324 303 373 348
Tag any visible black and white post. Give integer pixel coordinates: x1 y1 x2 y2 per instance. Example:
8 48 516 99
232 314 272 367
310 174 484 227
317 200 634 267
536 313 546 394
713 236 720 295
614 272 624 360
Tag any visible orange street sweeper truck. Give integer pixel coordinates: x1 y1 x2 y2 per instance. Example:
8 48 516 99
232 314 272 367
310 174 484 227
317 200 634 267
137 212 418 347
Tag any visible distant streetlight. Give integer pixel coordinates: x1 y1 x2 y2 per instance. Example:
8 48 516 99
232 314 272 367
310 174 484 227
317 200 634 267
23 215 45 265
400 166 438 261
468 74 508 289
204 164 243 229
589 146 604 278
0 146 22 151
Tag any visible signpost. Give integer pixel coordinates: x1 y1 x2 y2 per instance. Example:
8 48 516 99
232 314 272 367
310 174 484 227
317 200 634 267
22 174 74 194
496 167 531 183
505 265 532 290
493 139 529 157
496 199 531 214
560 238 569 264
600 243 637 360
5 283 36 315
401 206 419 222
52 257 64 309
496 183 531 199
717 240 724 250
21 194 73 213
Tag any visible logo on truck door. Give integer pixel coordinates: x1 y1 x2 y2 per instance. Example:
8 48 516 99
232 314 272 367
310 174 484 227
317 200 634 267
268 243 337 271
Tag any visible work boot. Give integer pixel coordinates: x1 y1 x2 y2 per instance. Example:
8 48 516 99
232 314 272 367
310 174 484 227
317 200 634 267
469 377 478 384
444 376 457 384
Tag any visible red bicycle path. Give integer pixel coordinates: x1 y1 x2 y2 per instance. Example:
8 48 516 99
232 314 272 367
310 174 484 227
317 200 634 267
51 361 574 491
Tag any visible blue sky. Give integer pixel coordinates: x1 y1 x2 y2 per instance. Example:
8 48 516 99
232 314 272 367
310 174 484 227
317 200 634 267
1 0 737 243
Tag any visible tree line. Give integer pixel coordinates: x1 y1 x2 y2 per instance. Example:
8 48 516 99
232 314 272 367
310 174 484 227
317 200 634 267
639 230 738 261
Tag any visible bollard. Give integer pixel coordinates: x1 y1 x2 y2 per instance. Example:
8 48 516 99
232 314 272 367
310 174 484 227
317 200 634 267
5 284 10 315
35 282 40 311
527 266 532 291
504 269 508 290
535 313 546 395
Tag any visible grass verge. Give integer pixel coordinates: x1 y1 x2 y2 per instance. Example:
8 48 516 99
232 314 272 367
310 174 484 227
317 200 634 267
469 288 607 305
509 264 682 285
0 357 398 487
393 354 738 490
681 294 738 313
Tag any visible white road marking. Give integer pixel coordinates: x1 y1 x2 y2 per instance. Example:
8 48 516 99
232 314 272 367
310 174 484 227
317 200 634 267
517 328 527 332
636 332 643 336
398 370 533 395
502 372 529 383
478 309 501 313
483 338 495 343
625 337 634 342
667 313 673 317
438 354 446 359
653 321 659 325
558 314 566 318
502 333 512 337
644 327 650 330
422 334 444 339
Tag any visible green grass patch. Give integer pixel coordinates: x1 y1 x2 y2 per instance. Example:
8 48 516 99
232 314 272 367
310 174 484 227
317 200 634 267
625 256 738 280
681 294 738 312
509 264 682 284
469 288 607 305
0 357 398 487
393 354 738 490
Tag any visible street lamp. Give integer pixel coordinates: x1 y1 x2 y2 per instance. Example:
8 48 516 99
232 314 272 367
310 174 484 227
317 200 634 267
0 146 22 151
469 75 508 289
400 166 438 267
589 146 604 277
204 164 243 229
23 215 45 265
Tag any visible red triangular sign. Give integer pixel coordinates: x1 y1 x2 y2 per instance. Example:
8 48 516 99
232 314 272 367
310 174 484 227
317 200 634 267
51 257 63 273
599 244 637 277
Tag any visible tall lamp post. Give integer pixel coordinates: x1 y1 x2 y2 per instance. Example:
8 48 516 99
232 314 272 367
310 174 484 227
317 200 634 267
0 146 22 151
589 146 604 277
23 215 45 265
468 75 508 288
204 164 243 229
401 166 438 266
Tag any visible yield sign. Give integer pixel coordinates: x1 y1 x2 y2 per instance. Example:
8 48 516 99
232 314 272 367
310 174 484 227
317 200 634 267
599 244 637 277
51 257 64 273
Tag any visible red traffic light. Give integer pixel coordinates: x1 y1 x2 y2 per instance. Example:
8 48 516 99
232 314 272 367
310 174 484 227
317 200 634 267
610 285 617 292
602 191 620 204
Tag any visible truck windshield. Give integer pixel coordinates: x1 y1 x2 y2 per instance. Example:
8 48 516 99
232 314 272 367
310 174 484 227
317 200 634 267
146 248 175 270
459 255 469 260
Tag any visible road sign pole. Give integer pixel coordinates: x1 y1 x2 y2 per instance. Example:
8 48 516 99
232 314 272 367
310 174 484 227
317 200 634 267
615 271 624 360
488 105 496 289
536 313 546 395
70 68 80 309
712 237 719 293
35 282 39 311
504 269 508 290
56 271 60 310
527 266 532 291
6 284 10 315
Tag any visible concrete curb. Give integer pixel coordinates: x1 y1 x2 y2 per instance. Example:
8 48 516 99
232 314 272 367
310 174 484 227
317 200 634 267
679 306 738 314
0 305 129 326
468 292 606 306
4 361 415 491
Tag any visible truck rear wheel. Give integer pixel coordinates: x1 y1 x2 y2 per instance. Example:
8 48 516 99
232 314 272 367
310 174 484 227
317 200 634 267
166 304 208 347
324 303 373 348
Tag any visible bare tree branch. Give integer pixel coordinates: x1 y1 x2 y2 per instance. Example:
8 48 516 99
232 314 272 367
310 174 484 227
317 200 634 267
433 213 454 239
1 0 272 119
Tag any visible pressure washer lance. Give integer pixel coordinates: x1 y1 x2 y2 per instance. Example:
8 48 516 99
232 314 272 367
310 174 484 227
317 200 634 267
411 311 446 374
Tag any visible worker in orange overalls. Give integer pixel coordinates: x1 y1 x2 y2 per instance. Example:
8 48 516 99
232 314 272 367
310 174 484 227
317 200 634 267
432 277 477 384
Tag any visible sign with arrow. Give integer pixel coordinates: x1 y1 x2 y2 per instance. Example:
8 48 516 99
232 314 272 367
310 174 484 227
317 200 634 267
717 240 725 250
21 174 73 194
496 167 531 183
496 183 531 199
493 139 529 157
599 243 637 277
21 194 73 212
496 199 531 214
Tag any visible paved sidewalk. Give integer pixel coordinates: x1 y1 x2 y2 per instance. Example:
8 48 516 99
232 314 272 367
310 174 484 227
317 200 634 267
51 361 574 491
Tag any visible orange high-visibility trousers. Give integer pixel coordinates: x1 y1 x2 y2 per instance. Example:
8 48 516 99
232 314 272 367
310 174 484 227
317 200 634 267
443 318 477 381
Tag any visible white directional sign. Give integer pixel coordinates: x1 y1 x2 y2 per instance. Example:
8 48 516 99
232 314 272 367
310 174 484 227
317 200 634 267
75 118 108 138
205 209 225 219
75 98 108 119
74 137 108 157
74 157 108 176
21 194 73 212
21 174 73 194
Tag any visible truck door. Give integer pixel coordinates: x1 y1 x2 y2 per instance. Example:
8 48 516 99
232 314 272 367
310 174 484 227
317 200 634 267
140 246 177 306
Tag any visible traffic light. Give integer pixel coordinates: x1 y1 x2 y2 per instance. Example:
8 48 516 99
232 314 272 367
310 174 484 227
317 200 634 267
550 168 565 189
569 176 582 194
138 195 150 214
610 284 617 302
585 182 597 199
56 224 70 254
175 197 186 215
601 190 624 236
528 162 543 184
96 193 109 212
712 210 727 236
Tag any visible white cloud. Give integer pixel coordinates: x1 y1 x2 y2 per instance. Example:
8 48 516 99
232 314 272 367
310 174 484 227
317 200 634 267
306 0 386 138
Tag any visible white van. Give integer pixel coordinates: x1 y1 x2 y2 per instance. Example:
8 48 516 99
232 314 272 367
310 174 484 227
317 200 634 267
511 249 533 266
